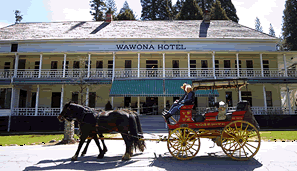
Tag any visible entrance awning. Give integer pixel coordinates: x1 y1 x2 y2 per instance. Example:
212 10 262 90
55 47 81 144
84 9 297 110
164 80 219 97
109 80 163 97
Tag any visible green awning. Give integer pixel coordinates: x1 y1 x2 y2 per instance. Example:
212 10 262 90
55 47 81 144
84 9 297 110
109 80 163 97
164 80 219 97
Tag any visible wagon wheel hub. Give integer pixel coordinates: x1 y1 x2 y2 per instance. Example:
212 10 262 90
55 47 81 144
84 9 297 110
238 138 243 143
182 142 186 146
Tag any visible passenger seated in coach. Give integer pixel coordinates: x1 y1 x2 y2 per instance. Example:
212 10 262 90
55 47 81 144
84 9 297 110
162 83 195 124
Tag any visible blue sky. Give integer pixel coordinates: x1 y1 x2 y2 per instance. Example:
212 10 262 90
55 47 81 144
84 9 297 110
0 0 286 37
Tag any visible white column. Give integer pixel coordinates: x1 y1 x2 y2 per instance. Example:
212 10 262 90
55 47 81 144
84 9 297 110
8 86 15 132
238 89 242 102
111 97 114 109
35 85 40 116
260 53 264 77
212 51 216 79
38 54 43 78
287 85 291 114
283 54 288 77
188 53 190 77
60 85 64 112
137 96 140 114
164 96 166 109
163 53 165 78
263 84 267 114
87 53 91 78
112 52 115 82
13 53 19 77
215 96 217 102
63 54 66 78
236 53 240 77
86 87 89 106
138 53 140 78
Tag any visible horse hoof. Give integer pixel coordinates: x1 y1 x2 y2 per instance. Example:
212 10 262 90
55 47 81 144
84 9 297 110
122 153 131 161
97 154 104 159
103 149 107 154
81 153 85 157
71 156 78 161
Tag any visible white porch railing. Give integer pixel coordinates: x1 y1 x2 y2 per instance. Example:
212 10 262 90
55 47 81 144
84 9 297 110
0 68 296 79
12 108 60 116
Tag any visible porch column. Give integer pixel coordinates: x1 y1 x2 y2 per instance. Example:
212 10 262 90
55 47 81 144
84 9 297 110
263 84 267 114
164 96 166 109
87 53 91 78
236 53 240 77
112 52 115 82
13 53 19 78
137 96 140 114
260 53 264 77
111 97 114 109
215 96 217 102
35 85 40 116
60 85 64 112
188 53 190 77
138 53 140 78
38 54 43 78
8 86 15 132
86 87 89 106
286 85 291 114
163 53 165 78
283 54 288 77
63 53 66 78
212 51 216 79
238 89 242 102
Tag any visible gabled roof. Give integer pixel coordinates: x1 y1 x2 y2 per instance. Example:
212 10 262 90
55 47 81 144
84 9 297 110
0 20 277 41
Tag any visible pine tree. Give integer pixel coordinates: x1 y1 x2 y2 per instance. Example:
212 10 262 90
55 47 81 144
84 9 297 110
176 0 203 20
210 0 229 20
157 0 174 20
141 0 172 20
90 0 106 21
219 0 239 23
282 0 297 51
173 0 184 18
196 0 214 12
105 0 117 16
255 17 263 33
116 1 136 20
14 10 23 24
269 23 276 37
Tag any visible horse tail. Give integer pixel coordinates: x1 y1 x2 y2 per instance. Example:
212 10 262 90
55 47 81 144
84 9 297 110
134 114 143 135
128 114 146 152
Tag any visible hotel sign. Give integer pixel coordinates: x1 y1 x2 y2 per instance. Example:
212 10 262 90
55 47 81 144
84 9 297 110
116 44 187 50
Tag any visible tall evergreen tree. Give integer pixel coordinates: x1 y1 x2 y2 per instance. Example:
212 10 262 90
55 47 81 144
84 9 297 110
120 1 130 14
219 0 239 23
105 0 117 16
173 0 184 18
255 17 263 33
282 0 297 51
269 23 276 37
157 0 174 20
196 0 214 12
210 0 229 20
141 0 173 20
176 0 203 20
90 0 106 21
116 1 136 20
14 10 23 24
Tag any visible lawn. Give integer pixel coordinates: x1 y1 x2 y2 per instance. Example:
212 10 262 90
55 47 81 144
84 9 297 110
0 134 119 146
259 131 297 141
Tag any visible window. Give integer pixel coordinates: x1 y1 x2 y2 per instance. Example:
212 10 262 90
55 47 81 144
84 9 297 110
62 61 69 69
215 60 219 68
108 60 113 77
31 92 36 108
266 91 272 107
241 91 252 106
89 92 96 108
201 60 208 68
124 97 131 107
226 92 233 107
146 60 158 77
72 92 79 104
208 97 215 107
51 92 61 108
224 60 230 68
96 61 103 69
73 61 80 69
190 60 197 77
19 90 27 108
0 88 12 109
11 44 18 52
263 60 269 77
235 60 241 68
34 61 40 70
4 62 10 69
51 61 57 69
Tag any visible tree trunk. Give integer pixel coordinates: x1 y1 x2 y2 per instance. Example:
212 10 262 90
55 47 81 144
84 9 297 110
58 120 76 144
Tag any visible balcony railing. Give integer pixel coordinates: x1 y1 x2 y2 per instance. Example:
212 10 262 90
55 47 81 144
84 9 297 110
1 68 297 79
10 106 297 116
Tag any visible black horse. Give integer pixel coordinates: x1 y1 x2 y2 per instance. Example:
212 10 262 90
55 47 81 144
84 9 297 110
57 102 145 161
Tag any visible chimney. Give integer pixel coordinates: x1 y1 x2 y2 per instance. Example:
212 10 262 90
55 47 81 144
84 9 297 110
203 10 210 24
106 13 113 23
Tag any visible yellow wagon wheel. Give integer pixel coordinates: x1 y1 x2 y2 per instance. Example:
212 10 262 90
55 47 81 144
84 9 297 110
167 127 200 160
221 120 261 161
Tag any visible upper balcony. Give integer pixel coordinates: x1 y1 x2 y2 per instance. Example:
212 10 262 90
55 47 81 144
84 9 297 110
1 68 297 80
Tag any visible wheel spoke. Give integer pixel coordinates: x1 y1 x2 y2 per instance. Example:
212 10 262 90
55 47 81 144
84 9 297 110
231 143 239 156
245 142 257 149
244 144 254 154
242 145 248 158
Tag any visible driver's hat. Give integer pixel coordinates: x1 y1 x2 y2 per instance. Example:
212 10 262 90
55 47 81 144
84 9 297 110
180 82 188 90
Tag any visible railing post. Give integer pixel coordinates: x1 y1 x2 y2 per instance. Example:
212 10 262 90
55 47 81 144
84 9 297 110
283 54 287 77
35 85 40 116
39 53 43 78
138 53 140 78
260 53 264 77
236 53 240 77
112 52 115 82
163 53 165 78
212 51 216 79
88 53 91 78
188 52 190 77
63 53 66 78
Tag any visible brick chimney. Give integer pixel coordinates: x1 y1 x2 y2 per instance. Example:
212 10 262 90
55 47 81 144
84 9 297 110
203 10 211 24
106 13 113 23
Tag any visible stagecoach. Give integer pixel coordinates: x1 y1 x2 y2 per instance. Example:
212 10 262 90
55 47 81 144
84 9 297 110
165 79 261 161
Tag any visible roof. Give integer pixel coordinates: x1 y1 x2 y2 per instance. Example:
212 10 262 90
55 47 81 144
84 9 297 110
0 20 277 41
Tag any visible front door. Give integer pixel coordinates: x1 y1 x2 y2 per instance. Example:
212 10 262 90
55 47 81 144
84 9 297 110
125 60 131 77
224 60 231 76
51 92 61 108
146 60 158 77
201 60 208 77
146 97 158 115
19 90 27 108
172 60 179 77
246 60 254 77
51 61 58 77
18 59 26 77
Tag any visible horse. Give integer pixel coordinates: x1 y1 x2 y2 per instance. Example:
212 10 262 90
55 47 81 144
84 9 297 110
57 102 145 161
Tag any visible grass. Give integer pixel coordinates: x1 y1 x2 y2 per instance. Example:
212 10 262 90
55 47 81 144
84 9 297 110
0 133 119 146
259 131 297 142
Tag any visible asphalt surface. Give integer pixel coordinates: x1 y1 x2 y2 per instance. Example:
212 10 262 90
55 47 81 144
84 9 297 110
0 115 297 171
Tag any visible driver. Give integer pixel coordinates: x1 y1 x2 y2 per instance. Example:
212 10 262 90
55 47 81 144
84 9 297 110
162 83 195 124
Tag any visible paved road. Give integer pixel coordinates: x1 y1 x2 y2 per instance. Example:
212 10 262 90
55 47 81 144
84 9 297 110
1 115 297 171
